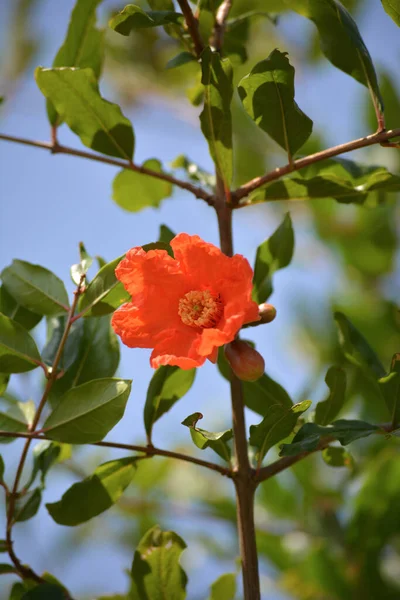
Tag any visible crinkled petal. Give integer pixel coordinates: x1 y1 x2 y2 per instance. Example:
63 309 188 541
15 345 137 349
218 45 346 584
111 303 177 349
151 330 206 369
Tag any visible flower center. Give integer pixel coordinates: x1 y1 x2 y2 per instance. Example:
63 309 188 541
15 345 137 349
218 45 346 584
178 290 223 329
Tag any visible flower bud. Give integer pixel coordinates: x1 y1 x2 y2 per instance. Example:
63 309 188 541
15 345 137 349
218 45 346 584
258 303 277 324
224 340 265 382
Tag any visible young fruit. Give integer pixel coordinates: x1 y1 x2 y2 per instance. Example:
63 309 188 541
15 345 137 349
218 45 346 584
224 340 265 382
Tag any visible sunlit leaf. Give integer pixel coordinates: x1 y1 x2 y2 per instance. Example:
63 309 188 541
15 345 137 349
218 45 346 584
0 314 41 374
208 573 236 600
112 160 172 212
315 367 346 425
182 412 232 462
78 255 130 317
109 4 183 35
322 446 354 468
381 0 400 26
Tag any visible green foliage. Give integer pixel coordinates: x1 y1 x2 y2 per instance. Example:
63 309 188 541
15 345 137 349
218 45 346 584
182 412 232 461
250 400 311 463
1 260 69 316
47 457 139 525
47 0 104 125
44 378 131 443
315 366 346 425
378 353 400 424
144 366 196 440
0 286 42 331
238 50 313 158
0 313 41 373
112 160 172 212
208 573 236 600
35 67 135 159
252 213 294 303
382 0 400 26
109 5 183 34
21 584 67 599
200 48 233 187
0 400 31 443
14 488 42 522
78 256 130 317
130 526 187 600
322 446 353 468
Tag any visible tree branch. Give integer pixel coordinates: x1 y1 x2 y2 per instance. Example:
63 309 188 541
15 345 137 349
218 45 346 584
233 127 400 204
177 0 204 58
210 0 233 51
0 133 213 204
0 430 232 478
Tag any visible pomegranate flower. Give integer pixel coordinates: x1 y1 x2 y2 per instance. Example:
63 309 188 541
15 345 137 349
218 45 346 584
111 233 260 369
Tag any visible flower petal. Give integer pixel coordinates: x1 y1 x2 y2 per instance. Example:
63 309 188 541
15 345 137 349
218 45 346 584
151 330 206 369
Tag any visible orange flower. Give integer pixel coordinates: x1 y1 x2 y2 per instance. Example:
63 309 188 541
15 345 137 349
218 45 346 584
111 233 260 369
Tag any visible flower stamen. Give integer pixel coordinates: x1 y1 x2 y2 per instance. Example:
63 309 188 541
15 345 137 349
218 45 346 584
178 290 223 329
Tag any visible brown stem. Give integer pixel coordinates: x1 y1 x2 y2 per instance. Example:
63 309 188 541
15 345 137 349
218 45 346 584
233 127 400 204
215 175 261 600
210 0 233 51
0 430 231 478
6 277 85 585
176 0 204 58
0 133 213 204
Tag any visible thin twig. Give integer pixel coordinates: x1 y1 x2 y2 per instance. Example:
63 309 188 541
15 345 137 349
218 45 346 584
233 127 400 204
176 0 204 58
210 0 233 51
0 430 232 478
0 133 213 204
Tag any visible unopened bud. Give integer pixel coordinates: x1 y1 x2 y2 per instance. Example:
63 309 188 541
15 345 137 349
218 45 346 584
224 340 265 382
258 303 277 324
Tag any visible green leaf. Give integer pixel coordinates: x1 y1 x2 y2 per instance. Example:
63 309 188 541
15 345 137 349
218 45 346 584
315 367 346 425
14 488 42 522
182 412 232 462
208 573 236 600
46 457 138 526
382 0 400 27
0 286 42 331
249 400 311 462
0 401 30 443
42 317 83 372
112 160 172 212
26 441 65 490
47 0 104 125
0 563 19 574
200 47 233 187
280 419 379 456
238 49 312 158
378 353 400 425
252 213 294 303
70 257 93 286
35 67 134 160
109 4 183 35
44 378 131 443
158 224 175 244
170 155 215 188
1 260 69 316
322 446 354 468
166 52 196 69
78 255 130 317
0 314 41 374
0 540 7 552
130 526 187 600
144 366 196 440
217 347 292 415
0 455 5 481
334 311 386 378
0 374 9 396
22 584 67 600
248 158 400 205
283 0 383 116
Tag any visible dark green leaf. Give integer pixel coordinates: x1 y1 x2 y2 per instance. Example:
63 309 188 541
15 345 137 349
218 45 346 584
144 366 196 439
182 412 232 462
283 0 383 116
78 255 130 317
0 314 41 373
217 347 292 414
0 563 18 574
47 0 104 125
334 311 385 378
42 317 83 371
9 582 26 600
381 0 400 27
166 52 196 69
252 213 294 303
322 446 354 468
280 419 379 456
0 455 4 481
158 224 175 244
141 241 174 258
112 160 172 212
0 540 7 552
130 526 187 600
47 457 138 526
35 67 134 160
44 378 131 443
0 286 42 331
248 158 400 205
26 441 64 490
109 5 183 35
200 47 233 187
378 353 400 425
0 401 29 443
14 488 41 522
22 584 67 600
238 49 312 158
208 573 236 600
1 260 69 316
0 374 9 396
249 400 311 462
315 367 346 425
